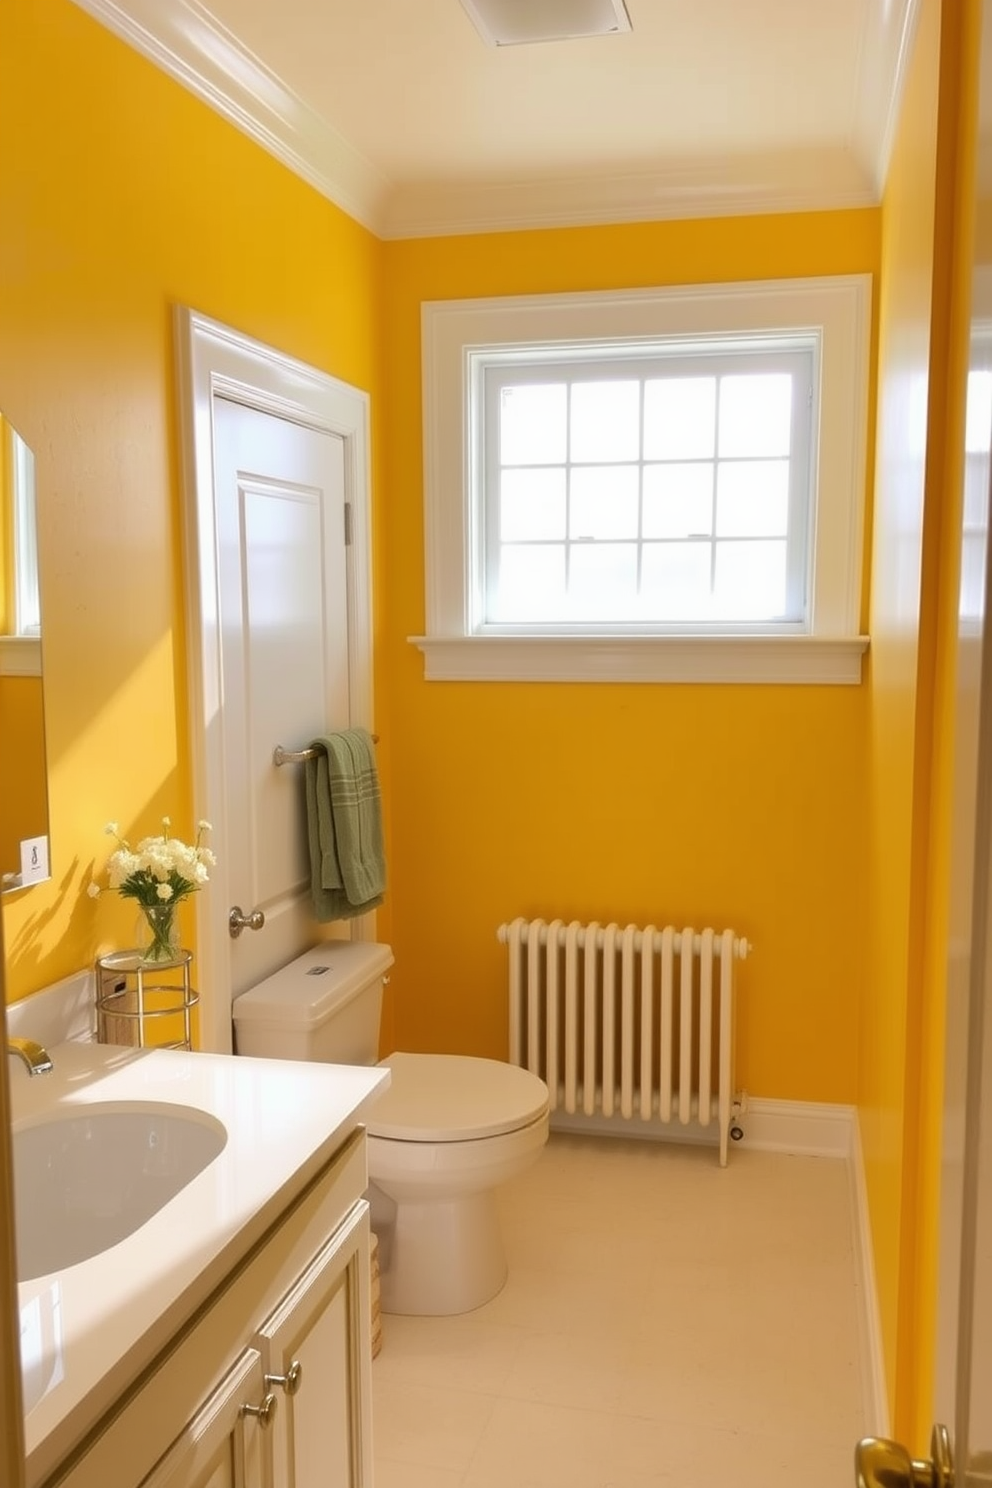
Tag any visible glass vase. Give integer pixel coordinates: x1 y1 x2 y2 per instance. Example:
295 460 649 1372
135 903 181 965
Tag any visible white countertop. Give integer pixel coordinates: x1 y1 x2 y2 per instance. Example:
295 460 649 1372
11 1041 389 1483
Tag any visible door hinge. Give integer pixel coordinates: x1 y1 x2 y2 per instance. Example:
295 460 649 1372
344 501 353 547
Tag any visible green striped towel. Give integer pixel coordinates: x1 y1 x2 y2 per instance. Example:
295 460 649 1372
305 729 385 921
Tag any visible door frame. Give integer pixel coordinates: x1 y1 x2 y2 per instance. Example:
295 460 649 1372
175 308 374 1054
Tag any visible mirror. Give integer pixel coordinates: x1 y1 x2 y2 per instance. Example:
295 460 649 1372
0 413 49 893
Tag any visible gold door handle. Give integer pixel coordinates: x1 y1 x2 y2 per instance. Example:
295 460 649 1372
856 1425 953 1488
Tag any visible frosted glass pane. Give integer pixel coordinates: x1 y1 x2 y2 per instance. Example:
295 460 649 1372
643 463 714 538
715 460 789 537
966 370 992 454
964 452 990 530
568 543 638 619
640 542 712 619
500 468 567 540
500 384 566 465
718 374 792 457
570 466 639 538
643 378 716 460
570 381 640 462
960 533 987 623
491 544 565 620
713 540 787 618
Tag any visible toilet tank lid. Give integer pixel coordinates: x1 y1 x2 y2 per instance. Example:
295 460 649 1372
232 941 394 1029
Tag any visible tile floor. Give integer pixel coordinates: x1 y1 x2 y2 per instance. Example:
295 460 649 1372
371 1132 866 1488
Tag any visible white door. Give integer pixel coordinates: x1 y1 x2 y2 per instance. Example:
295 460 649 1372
212 397 351 1000
177 310 374 1053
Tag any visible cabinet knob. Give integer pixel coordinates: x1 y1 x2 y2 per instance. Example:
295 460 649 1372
241 1391 278 1429
265 1360 303 1396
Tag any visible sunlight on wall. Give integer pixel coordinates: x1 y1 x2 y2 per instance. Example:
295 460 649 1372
0 0 384 1005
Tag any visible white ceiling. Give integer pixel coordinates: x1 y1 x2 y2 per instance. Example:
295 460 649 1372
74 0 918 238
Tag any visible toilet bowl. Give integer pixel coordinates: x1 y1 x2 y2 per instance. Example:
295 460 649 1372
366 1051 549 1314
232 941 550 1316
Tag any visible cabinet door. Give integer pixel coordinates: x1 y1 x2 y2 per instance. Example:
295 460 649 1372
138 1348 271 1488
258 1202 372 1488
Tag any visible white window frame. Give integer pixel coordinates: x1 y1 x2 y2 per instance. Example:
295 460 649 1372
413 276 872 684
12 431 40 638
0 424 41 678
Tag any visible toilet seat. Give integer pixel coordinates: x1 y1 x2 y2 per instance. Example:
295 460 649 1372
367 1052 549 1142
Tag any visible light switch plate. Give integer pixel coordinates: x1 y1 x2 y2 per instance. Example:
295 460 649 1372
20 834 49 885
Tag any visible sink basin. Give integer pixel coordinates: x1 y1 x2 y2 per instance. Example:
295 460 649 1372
13 1103 228 1281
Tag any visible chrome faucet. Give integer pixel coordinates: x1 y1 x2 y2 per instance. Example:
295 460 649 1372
7 1038 54 1076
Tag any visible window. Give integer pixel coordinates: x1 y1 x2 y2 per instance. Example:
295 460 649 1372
481 344 814 630
416 277 871 683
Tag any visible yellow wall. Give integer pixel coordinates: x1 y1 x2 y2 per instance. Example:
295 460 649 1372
381 212 879 1102
0 0 384 1000
862 0 981 1442
862 0 940 1423
0 677 47 877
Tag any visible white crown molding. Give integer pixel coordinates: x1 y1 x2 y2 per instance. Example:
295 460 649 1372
70 0 891 239
381 149 879 240
850 0 921 198
69 0 394 232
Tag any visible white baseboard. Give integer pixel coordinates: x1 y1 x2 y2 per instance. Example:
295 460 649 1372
550 1093 853 1155
741 1095 856 1156
849 1107 892 1436
550 1093 889 1436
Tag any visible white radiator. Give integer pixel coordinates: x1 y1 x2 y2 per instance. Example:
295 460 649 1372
497 918 750 1166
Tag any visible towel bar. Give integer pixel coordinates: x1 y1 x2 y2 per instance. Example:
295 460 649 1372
274 736 378 766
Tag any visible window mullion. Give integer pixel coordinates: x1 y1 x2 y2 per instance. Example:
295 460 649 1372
483 371 504 628
637 378 645 603
710 377 721 601
565 380 573 603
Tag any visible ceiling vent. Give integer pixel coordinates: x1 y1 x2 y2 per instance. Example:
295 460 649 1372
459 0 632 47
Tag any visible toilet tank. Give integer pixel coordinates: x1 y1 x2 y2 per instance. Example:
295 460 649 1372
232 941 394 1065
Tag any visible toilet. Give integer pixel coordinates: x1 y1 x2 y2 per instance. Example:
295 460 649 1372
231 941 550 1316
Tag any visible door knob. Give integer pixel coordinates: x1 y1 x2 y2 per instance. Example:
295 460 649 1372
856 1424 953 1488
229 905 265 938
265 1359 303 1396
241 1391 277 1429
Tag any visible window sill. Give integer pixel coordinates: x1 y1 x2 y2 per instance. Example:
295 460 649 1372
0 636 42 677
409 634 870 684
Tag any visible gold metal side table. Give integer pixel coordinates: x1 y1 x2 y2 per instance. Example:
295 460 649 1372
96 949 198 1050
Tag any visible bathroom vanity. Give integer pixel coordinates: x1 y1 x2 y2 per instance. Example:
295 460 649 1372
11 1041 388 1488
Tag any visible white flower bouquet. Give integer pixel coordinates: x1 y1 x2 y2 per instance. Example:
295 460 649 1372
90 818 216 962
